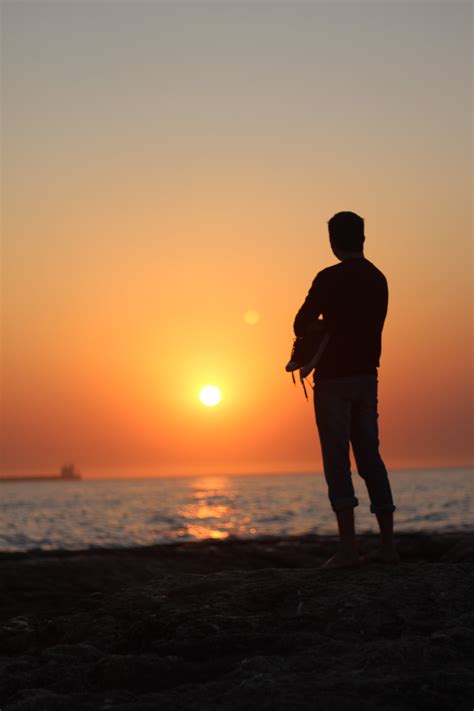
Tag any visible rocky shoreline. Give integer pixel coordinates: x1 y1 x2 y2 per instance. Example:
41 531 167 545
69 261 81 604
1 532 473 710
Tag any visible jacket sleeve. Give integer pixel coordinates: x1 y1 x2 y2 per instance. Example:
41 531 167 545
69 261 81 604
293 272 326 337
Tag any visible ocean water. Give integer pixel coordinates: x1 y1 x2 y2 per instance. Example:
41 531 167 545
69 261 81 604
0 469 472 552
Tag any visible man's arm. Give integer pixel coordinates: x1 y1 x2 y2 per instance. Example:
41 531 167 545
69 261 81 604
293 272 326 337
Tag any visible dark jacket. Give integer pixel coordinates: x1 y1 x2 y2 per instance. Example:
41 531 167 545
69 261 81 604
293 257 388 380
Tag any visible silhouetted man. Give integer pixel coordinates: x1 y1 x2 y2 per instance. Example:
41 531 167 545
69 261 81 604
294 212 398 568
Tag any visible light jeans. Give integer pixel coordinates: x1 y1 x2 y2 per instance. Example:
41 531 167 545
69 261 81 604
313 374 396 514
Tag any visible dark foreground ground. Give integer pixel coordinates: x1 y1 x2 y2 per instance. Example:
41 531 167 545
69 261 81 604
0 532 473 711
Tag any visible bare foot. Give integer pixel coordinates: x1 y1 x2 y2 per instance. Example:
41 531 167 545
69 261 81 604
362 547 400 565
322 551 361 569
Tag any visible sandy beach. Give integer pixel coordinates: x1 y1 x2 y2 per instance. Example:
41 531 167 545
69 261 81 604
1 532 473 710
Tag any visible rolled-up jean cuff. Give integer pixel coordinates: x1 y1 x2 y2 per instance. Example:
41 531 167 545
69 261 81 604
370 504 396 514
331 497 359 512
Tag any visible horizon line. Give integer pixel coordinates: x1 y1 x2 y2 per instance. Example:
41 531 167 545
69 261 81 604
1 464 472 481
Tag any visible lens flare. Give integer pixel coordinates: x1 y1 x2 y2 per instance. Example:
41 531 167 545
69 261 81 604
244 309 260 325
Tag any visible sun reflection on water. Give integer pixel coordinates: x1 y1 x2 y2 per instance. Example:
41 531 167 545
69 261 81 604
176 476 238 540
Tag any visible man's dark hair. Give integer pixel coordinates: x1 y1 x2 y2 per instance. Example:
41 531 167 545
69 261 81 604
328 211 365 252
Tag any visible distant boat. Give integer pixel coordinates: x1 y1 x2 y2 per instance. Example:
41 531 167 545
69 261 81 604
0 464 82 482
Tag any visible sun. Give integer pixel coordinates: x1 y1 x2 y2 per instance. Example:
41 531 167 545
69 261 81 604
199 385 222 407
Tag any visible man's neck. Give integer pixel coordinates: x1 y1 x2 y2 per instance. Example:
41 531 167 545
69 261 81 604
339 251 364 261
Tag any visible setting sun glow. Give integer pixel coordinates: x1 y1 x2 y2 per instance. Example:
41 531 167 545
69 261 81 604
199 385 222 408
2 2 472 478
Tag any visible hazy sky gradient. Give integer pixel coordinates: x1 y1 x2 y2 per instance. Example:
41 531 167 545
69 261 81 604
1 0 472 476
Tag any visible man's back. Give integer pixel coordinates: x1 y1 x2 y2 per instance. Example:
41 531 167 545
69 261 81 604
294 257 388 380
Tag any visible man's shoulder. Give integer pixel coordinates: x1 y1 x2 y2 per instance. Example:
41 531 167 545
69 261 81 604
313 263 340 282
362 259 388 284
311 260 388 295
313 259 387 283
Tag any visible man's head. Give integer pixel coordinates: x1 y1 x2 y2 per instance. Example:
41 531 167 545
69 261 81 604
328 211 365 258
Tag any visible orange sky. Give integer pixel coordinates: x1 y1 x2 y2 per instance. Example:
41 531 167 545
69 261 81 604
1 1 472 477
